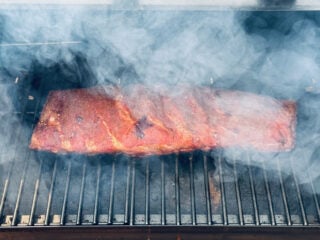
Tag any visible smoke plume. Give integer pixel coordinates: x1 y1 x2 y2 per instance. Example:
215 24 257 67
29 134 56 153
0 6 320 190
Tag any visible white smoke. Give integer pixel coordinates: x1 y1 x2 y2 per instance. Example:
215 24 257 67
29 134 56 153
0 6 320 191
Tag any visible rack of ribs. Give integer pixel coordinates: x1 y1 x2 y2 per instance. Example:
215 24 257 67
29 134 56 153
30 84 296 155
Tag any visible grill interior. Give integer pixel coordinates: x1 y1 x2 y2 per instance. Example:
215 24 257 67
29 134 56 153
0 77 320 230
1 8 320 239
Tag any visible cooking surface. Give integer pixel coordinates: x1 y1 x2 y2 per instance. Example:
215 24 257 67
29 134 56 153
1 133 320 227
0 80 319 228
1 8 320 240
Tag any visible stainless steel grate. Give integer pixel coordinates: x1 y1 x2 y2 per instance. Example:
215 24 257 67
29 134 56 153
0 80 320 230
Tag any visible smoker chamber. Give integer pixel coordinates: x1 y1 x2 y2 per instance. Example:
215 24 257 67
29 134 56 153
0 72 319 240
1 3 320 239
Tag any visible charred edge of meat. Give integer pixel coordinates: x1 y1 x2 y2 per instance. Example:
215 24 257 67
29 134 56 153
135 116 154 139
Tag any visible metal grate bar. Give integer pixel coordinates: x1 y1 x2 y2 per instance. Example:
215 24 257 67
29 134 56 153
107 158 116 224
308 170 320 222
0 41 81 47
262 161 276 225
203 155 212 225
93 160 101 225
290 159 308 226
189 154 196 225
233 157 244 225
277 160 291 225
124 158 131 224
0 162 13 221
60 160 72 225
145 158 150 225
129 159 136 225
218 153 227 225
44 159 58 226
0 125 22 222
28 158 43 226
175 155 181 225
0 76 38 224
12 152 31 226
0 103 36 222
161 158 166 225
76 159 87 225
247 155 260 225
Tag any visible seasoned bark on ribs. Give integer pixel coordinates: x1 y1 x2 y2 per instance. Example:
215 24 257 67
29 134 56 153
29 85 296 155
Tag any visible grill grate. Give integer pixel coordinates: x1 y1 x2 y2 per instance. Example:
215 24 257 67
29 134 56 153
1 138 320 227
0 82 320 229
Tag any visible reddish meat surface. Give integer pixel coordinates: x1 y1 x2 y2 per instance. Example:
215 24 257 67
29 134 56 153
29 85 296 155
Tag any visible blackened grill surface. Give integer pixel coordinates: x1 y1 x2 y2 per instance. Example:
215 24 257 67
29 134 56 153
0 78 320 240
